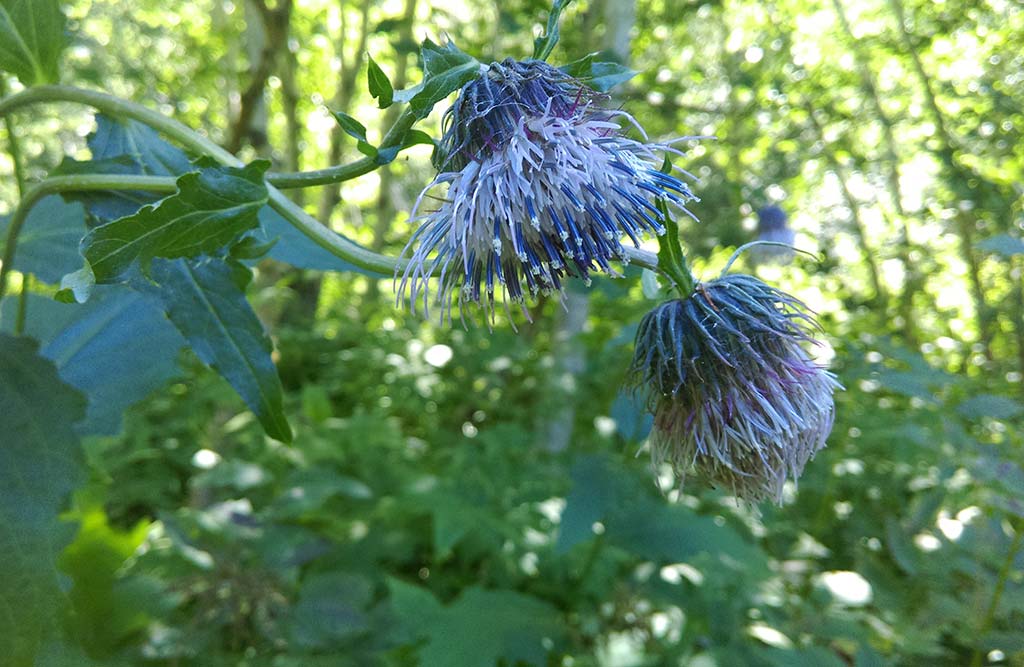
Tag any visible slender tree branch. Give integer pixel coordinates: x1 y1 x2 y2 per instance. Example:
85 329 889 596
227 0 294 153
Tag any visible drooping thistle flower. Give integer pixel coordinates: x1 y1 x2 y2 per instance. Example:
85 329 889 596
627 273 841 504
749 205 797 265
398 58 699 322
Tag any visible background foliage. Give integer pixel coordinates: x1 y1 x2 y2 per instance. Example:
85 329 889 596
0 0 1022 665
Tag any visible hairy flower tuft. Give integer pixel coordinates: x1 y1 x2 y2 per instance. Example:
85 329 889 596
627 274 841 503
398 58 698 323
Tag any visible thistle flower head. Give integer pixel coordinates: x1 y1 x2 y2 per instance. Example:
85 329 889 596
627 274 841 503
398 58 699 323
750 205 796 265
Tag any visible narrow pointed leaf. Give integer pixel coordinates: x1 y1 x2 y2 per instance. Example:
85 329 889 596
147 258 292 443
367 55 394 108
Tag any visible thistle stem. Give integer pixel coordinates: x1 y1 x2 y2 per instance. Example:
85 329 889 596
0 85 409 274
1 77 30 332
0 175 176 303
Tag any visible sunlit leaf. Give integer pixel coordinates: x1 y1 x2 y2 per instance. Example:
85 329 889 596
560 52 638 91
407 39 480 120
0 0 65 85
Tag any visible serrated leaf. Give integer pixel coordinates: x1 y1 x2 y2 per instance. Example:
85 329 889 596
560 54 638 92
0 0 66 85
389 583 566 667
0 196 86 283
81 160 270 283
146 258 292 443
977 234 1024 257
81 115 362 275
409 39 480 120
0 334 86 666
1 287 184 435
367 55 394 108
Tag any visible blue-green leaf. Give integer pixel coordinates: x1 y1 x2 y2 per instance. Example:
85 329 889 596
1 287 185 436
957 394 1024 420
146 258 292 443
0 196 86 284
0 0 66 85
977 234 1024 257
0 334 86 665
389 582 566 667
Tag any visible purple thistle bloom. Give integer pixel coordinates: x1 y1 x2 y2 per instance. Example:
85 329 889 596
627 274 841 503
750 205 797 265
398 58 699 323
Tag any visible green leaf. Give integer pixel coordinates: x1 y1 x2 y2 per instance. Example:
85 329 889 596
0 334 86 666
0 0 66 85
288 572 373 649
532 0 572 61
956 394 1023 420
977 234 1024 257
408 39 480 120
367 55 394 108
81 115 364 275
557 455 763 567
559 53 638 92
0 197 86 284
389 583 566 667
80 160 270 283
1 286 184 436
330 111 378 158
146 258 292 443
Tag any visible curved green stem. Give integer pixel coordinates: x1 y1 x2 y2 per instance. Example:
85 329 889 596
0 174 176 303
266 106 419 188
2 77 29 332
0 85 408 274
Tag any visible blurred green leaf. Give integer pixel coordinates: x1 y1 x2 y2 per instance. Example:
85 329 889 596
956 394 1023 420
146 258 292 443
558 455 762 566
0 0 65 85
390 582 566 667
0 335 85 666
288 572 372 649
977 234 1024 257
